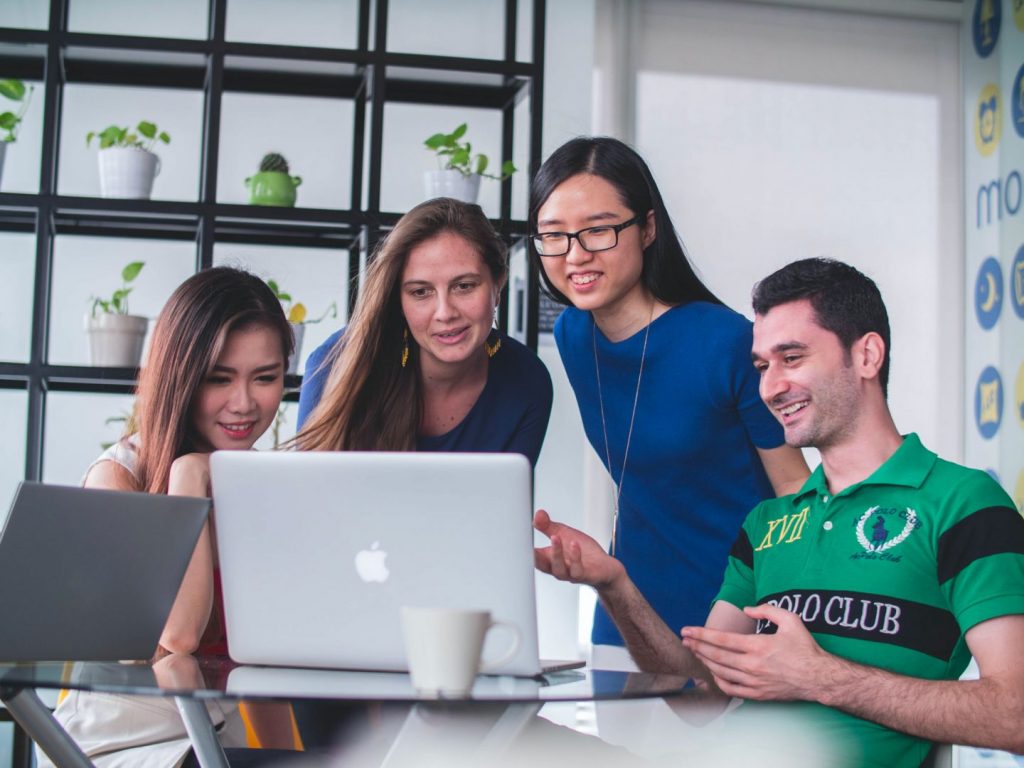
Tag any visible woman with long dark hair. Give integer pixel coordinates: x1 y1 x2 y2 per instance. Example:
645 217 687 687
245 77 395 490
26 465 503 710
295 197 552 464
530 137 809 668
43 267 297 767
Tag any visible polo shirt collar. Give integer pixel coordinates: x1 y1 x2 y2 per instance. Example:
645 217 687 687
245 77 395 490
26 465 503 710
791 433 936 504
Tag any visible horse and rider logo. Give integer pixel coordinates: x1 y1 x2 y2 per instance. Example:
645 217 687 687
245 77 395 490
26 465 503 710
855 506 919 554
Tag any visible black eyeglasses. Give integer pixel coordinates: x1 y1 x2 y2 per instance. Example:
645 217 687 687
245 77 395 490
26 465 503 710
531 217 639 257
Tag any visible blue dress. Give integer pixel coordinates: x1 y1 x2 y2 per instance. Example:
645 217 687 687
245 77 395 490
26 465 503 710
297 329 553 467
555 302 785 644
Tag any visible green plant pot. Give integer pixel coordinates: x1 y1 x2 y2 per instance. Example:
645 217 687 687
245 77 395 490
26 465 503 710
245 171 302 207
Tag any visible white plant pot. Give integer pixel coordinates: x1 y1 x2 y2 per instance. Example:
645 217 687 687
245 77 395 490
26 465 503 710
0 141 7 189
97 147 161 199
288 322 305 375
85 313 148 367
424 169 480 204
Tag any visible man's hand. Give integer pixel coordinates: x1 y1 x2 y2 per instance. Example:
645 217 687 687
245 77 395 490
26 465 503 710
681 603 832 702
533 509 625 590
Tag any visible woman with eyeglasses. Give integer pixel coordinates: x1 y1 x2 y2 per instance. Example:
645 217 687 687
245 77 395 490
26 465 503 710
530 137 809 670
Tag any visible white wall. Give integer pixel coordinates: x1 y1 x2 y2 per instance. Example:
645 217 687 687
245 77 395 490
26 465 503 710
599 0 963 463
532 0 598 660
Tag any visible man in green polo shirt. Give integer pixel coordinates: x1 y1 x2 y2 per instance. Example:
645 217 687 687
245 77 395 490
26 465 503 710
535 258 1024 767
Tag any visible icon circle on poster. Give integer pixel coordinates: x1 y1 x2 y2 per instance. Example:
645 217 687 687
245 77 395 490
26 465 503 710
975 84 1002 157
972 0 1001 57
1013 62 1024 139
1013 244 1024 319
1016 361 1024 430
975 365 1003 440
975 256 1003 329
1016 468 1024 516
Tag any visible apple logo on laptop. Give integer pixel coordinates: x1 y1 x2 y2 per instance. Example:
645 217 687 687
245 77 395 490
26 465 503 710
355 541 389 583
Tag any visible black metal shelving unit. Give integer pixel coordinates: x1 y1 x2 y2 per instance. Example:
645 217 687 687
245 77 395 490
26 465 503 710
0 0 546 485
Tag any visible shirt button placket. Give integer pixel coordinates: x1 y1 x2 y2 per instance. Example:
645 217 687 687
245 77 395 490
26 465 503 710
803 495 832 578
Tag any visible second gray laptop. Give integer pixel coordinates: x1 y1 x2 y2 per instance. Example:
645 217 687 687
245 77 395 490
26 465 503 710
0 482 209 662
210 451 557 676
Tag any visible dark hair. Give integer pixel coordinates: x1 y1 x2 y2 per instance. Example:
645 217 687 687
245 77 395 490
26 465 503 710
751 258 891 396
134 267 293 493
528 136 720 307
294 197 507 453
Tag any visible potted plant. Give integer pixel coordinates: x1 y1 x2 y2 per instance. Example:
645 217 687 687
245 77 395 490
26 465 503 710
246 152 302 207
423 123 516 204
100 409 135 450
0 78 33 187
85 261 149 367
86 121 170 199
266 278 338 374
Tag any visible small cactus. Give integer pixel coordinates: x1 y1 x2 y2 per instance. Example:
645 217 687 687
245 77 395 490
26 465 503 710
260 152 289 174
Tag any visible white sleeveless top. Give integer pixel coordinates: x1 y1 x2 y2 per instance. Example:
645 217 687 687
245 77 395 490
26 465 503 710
81 436 141 485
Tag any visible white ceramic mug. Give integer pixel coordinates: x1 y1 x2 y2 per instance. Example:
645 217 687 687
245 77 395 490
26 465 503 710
400 607 521 697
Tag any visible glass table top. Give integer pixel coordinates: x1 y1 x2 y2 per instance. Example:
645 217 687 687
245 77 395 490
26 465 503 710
0 657 692 704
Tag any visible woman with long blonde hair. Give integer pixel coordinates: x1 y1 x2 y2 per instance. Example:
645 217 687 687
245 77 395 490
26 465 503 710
296 197 552 465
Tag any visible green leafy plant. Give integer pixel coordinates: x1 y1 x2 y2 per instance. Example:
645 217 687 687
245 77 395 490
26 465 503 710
0 78 33 143
100 409 136 450
86 121 170 152
90 261 145 317
270 402 292 449
424 123 516 180
266 278 337 325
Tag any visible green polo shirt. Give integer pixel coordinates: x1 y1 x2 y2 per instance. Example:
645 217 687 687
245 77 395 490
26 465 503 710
715 433 1024 767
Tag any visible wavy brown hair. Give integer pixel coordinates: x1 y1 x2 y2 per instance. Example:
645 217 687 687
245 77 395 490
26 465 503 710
294 197 507 452
131 267 293 494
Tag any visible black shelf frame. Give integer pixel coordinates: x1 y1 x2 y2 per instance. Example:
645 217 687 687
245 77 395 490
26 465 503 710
0 0 545 483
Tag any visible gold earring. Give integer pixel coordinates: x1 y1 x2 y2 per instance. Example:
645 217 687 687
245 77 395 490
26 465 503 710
401 328 410 368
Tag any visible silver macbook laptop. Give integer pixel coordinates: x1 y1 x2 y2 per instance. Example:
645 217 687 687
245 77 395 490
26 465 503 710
0 482 209 662
210 451 582 677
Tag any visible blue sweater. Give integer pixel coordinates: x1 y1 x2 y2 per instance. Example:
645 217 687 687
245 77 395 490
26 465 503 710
297 329 553 467
555 302 785 644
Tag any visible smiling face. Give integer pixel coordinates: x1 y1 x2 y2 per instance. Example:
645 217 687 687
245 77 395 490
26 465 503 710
752 299 862 450
190 324 285 452
535 173 654 319
400 230 497 374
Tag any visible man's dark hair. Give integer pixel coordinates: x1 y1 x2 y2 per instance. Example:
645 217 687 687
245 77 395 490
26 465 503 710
752 258 891 397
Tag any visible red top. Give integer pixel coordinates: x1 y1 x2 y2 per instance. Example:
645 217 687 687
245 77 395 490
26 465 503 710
196 568 229 656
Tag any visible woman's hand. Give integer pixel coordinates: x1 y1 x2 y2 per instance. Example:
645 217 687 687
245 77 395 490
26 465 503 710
168 453 212 498
152 652 204 691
